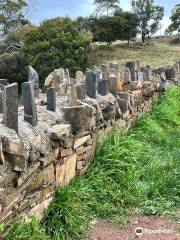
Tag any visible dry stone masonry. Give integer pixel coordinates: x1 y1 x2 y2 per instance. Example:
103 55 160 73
0 61 179 231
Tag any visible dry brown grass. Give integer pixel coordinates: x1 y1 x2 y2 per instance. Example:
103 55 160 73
89 37 180 68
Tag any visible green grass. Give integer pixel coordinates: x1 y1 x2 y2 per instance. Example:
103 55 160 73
4 86 180 240
89 37 180 68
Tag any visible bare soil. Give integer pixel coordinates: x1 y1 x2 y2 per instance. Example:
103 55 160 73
85 215 180 240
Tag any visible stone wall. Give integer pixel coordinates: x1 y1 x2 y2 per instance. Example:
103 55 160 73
0 61 179 228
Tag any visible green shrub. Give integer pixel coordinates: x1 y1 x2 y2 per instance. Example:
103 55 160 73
0 51 27 90
23 17 92 87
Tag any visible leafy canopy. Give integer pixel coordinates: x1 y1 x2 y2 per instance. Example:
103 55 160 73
131 0 164 42
23 17 92 87
94 0 120 17
167 4 180 34
0 0 27 34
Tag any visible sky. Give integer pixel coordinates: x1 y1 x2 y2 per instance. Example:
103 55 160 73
28 0 179 34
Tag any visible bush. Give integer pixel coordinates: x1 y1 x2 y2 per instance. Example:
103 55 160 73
0 52 27 90
23 17 92 87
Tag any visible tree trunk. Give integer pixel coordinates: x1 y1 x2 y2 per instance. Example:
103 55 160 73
128 31 130 44
142 34 145 43
107 4 109 17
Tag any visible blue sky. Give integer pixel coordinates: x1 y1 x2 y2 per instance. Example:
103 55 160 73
28 0 179 33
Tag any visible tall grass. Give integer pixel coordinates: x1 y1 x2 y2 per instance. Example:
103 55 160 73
4 87 180 240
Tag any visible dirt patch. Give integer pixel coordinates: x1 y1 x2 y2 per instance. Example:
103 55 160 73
85 215 180 240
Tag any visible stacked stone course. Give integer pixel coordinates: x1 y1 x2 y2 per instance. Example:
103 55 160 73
0 60 179 229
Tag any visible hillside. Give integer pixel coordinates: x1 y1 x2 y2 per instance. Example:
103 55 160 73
90 36 180 68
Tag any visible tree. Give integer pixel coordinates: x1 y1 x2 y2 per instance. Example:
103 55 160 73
94 0 120 17
167 4 180 34
114 10 138 43
0 51 27 90
0 0 27 35
23 17 92 87
88 10 138 44
131 0 164 43
0 21 33 54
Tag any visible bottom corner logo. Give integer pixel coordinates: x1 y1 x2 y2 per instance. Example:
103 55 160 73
135 227 144 236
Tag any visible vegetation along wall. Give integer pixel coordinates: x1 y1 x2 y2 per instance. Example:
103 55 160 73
0 59 179 231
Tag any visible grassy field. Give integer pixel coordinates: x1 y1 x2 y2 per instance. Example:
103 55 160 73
4 86 180 240
89 37 180 68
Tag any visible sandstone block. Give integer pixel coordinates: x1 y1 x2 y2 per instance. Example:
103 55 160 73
60 148 73 158
56 154 76 186
76 160 83 170
74 135 91 149
2 138 28 172
49 124 72 140
24 197 53 221
63 105 95 134
39 148 59 167
61 138 74 148
30 164 54 191
76 146 85 156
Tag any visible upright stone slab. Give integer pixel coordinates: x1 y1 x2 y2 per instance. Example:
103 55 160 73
85 70 97 99
123 68 131 83
165 67 176 80
0 91 4 113
22 82 37 126
63 105 94 134
143 69 150 81
76 83 85 100
94 67 102 81
109 62 118 69
3 83 18 132
59 68 65 82
75 71 84 83
160 72 166 82
101 64 109 80
136 60 140 71
47 87 56 111
0 79 8 86
98 80 109 96
28 66 39 98
0 84 5 91
174 61 179 71
67 85 78 106
126 62 136 81
0 142 4 164
137 71 144 81
109 62 118 75
109 74 117 95
65 68 70 80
